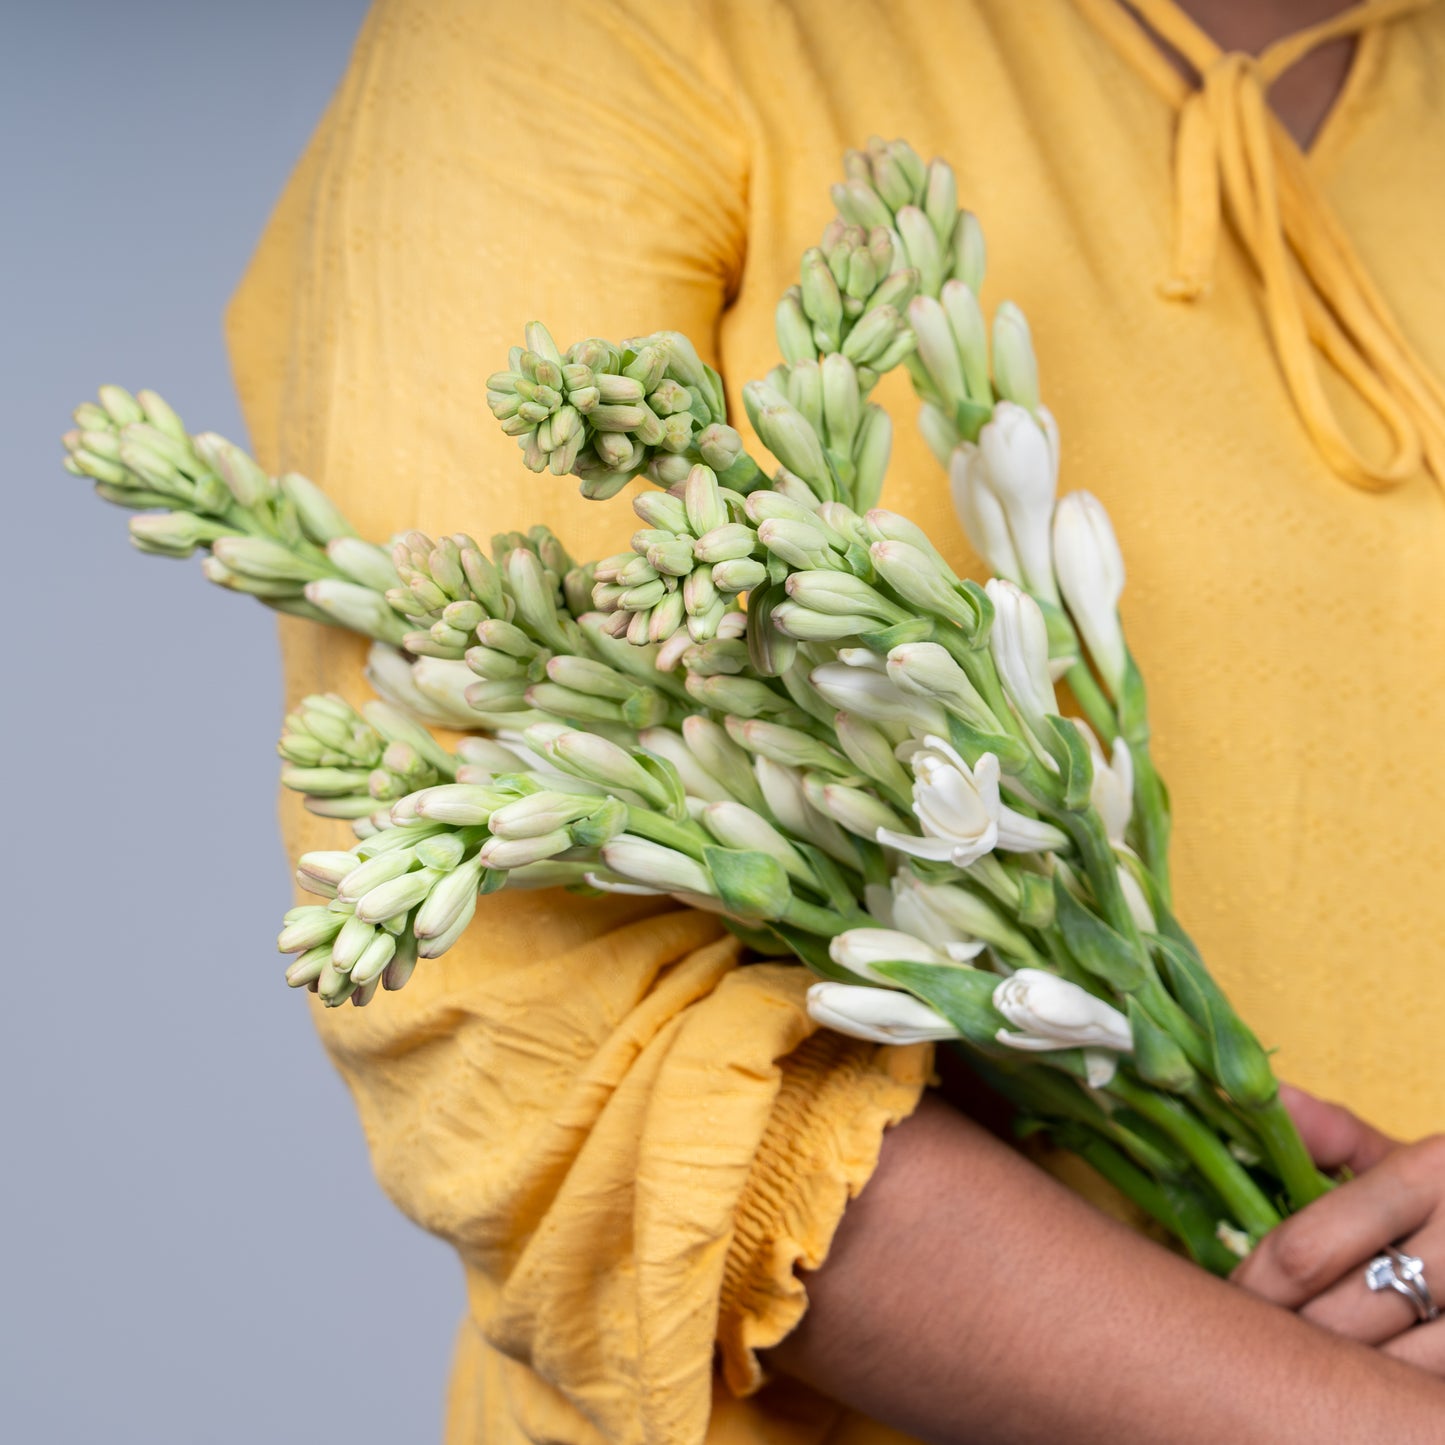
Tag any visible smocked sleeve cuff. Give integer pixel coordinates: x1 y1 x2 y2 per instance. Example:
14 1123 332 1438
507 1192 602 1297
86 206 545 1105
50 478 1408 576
716 1027 933 1397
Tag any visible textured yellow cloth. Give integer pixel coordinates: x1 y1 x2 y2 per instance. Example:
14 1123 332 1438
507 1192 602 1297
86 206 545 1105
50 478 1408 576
226 1 1445 1441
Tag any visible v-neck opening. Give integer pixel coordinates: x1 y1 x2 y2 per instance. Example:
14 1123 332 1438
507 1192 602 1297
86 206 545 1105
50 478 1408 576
1079 0 1388 169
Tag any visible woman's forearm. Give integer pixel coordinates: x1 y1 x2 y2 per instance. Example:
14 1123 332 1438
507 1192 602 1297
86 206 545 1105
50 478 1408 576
765 1094 1445 1445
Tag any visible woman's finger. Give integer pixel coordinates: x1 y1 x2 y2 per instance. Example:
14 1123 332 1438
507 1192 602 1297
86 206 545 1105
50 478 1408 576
1382 1317 1445 1376
1232 1152 1436 1309
1278 1084 1397 1175
1298 1221 1445 1345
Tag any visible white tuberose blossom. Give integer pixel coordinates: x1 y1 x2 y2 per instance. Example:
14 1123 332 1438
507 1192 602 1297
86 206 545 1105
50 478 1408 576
1052 491 1127 697
977 401 1060 601
807 981 959 1045
809 662 948 736
877 735 1067 867
949 441 1024 584
1074 723 1134 846
829 927 963 983
993 969 1133 1055
984 578 1058 736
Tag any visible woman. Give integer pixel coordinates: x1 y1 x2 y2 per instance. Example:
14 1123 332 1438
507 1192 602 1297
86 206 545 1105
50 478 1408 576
226 0 1445 1438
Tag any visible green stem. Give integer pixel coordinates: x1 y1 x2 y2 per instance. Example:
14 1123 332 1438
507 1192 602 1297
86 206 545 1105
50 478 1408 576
624 807 709 860
781 895 871 938
1137 976 1211 1073
1062 1129 1236 1274
1063 659 1118 747
1060 1128 1175 1229
1061 809 1144 949
1108 1074 1281 1241
1252 1096 1334 1211
1128 743 1172 905
1187 1081 1265 1162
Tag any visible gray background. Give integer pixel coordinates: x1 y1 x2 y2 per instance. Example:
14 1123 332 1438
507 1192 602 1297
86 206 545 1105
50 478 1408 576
1 4 463 1441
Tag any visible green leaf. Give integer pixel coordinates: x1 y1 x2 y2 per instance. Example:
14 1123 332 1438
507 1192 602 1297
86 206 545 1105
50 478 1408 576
857 616 933 652
1043 714 1094 811
620 687 669 730
703 845 794 921
633 749 688 820
953 397 993 444
568 797 628 848
745 582 796 678
1014 871 1056 928
766 922 854 978
1126 997 1194 1093
792 842 858 913
842 540 876 579
1054 878 1147 992
1152 936 1276 1107
872 959 1003 1048
944 712 1031 773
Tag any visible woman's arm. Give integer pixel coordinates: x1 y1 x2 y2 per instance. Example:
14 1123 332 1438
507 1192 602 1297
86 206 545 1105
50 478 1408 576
767 1093 1445 1445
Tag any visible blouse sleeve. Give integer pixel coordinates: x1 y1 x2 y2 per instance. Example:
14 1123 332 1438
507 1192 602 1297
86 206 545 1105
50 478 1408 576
226 2 930 1439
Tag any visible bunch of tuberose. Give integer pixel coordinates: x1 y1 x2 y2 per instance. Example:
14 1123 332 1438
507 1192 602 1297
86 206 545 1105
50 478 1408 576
61 138 1331 1273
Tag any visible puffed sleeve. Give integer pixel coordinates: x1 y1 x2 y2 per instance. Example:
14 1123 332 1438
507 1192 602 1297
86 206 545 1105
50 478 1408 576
226 3 930 1440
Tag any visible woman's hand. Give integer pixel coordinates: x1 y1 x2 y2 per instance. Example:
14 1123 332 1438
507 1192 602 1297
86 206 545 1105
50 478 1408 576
1233 1085 1445 1373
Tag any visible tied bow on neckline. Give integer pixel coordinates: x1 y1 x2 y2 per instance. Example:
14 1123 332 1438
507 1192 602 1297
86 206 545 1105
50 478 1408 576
1084 0 1445 493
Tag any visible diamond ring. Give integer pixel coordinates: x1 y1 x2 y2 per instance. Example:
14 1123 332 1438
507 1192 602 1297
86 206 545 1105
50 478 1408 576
1365 1247 1440 1324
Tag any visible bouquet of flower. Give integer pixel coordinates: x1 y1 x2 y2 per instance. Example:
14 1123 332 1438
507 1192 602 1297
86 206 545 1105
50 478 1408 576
61 137 1332 1275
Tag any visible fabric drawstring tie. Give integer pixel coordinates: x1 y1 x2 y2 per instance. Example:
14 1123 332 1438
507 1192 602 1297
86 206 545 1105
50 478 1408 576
1094 0 1445 493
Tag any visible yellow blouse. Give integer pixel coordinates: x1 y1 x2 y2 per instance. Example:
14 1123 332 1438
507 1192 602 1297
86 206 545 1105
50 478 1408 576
226 1 1445 1441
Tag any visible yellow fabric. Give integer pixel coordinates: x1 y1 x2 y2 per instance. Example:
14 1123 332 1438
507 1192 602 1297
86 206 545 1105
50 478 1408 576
225 1 1445 1441
1086 0 1445 491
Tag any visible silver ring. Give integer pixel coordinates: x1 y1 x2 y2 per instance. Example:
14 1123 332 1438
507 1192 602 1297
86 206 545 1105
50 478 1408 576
1365 1247 1440 1323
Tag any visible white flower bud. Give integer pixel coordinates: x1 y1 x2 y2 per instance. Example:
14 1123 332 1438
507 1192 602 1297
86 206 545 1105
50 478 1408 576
487 791 598 839
889 873 1000 961
886 641 996 732
804 775 910 840
809 662 948 736
478 830 574 870
700 801 809 877
993 969 1133 1054
984 579 1057 736
806 981 958 1045
637 727 734 803
948 442 1023 584
411 656 490 719
977 402 1058 601
1118 866 1156 935
829 927 948 983
1052 491 1127 697
1075 723 1134 845
600 835 715 896
753 757 855 863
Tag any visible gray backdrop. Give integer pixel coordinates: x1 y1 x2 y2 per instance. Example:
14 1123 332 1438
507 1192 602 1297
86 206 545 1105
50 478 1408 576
1 4 463 1441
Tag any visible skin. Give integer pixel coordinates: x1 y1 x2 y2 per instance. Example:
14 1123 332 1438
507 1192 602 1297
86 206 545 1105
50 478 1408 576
1236 1088 1445 1372
765 4 1445 1435
1136 0 1359 149
767 1094 1445 1444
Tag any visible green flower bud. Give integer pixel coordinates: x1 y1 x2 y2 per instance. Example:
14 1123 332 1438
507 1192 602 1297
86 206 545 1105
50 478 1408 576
354 866 442 925
757 518 838 571
337 849 416 902
992 300 1041 413
305 580 411 644
724 715 852 775
332 913 380 972
776 289 817 364
277 906 346 954
950 210 987 294
279 471 358 544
